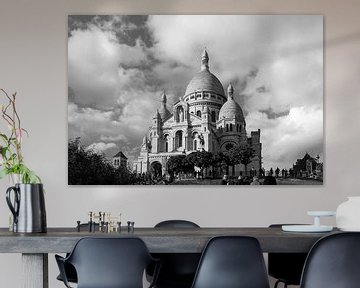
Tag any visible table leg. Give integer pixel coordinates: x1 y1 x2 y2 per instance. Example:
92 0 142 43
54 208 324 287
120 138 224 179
22 253 48 288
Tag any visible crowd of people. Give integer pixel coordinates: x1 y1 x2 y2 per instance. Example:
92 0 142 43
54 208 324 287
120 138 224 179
132 170 278 185
221 171 277 185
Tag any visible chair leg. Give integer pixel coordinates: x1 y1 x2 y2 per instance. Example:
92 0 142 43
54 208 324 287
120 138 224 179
274 280 289 288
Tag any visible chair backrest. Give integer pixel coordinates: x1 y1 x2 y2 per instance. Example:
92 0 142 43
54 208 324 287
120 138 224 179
67 237 154 288
268 224 308 285
155 219 200 228
151 220 201 286
300 232 360 288
191 236 270 288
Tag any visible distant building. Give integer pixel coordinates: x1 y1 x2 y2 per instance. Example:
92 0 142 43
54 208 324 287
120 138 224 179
113 151 127 168
293 153 322 178
133 49 262 177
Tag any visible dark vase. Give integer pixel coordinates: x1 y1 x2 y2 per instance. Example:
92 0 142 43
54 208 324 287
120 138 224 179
6 183 47 233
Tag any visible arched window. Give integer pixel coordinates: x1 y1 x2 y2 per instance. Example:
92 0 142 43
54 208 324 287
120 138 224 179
192 132 198 150
226 124 229 132
211 111 216 122
196 110 201 118
230 123 233 131
175 131 183 149
164 135 169 152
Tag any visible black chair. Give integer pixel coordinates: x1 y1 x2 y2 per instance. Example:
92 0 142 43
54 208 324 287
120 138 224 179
56 262 77 284
300 232 360 288
56 223 99 284
191 236 270 288
268 224 308 288
147 220 201 288
55 237 160 288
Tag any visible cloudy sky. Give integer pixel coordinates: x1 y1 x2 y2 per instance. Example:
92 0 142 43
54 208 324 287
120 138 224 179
68 15 323 170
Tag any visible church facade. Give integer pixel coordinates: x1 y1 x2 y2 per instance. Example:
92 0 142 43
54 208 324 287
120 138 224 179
133 50 262 177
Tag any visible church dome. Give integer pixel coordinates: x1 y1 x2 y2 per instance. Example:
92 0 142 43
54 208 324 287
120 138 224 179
218 84 245 122
185 70 225 97
219 99 244 121
184 49 225 97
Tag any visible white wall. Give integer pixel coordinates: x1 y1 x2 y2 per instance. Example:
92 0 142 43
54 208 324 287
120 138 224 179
0 0 359 287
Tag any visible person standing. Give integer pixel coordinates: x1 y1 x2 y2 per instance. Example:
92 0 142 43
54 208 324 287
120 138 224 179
221 175 229 185
237 175 244 185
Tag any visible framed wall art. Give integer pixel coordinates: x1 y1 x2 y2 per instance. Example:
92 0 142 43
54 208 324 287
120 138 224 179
68 15 323 185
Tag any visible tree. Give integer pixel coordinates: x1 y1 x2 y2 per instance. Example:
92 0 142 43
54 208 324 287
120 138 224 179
211 152 230 176
275 167 280 177
68 138 133 185
227 144 255 176
186 150 213 177
167 155 187 175
289 168 294 177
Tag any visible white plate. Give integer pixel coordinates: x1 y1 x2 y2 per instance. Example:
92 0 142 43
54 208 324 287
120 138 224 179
307 211 336 217
338 227 360 232
282 225 333 232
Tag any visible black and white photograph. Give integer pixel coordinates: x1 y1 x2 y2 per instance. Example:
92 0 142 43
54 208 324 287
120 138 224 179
68 15 323 185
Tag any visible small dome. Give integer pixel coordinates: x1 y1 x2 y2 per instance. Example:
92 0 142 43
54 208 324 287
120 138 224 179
219 86 245 122
219 99 244 122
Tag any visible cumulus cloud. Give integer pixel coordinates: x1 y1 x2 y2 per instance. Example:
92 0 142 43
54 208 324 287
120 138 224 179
68 23 149 110
86 142 118 154
68 97 158 162
247 106 323 169
68 16 162 161
148 15 323 100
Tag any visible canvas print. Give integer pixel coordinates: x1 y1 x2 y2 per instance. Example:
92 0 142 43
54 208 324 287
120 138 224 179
68 15 323 185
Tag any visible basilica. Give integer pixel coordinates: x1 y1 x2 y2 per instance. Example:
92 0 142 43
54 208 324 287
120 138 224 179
133 50 262 177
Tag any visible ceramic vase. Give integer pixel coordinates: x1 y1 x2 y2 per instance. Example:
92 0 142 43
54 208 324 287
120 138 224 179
336 196 360 231
6 183 47 233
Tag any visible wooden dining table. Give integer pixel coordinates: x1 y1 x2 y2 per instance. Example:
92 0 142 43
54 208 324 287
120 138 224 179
0 226 339 288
